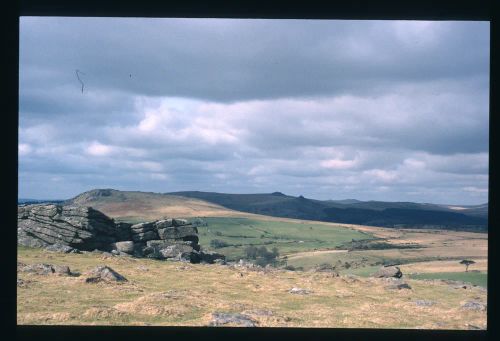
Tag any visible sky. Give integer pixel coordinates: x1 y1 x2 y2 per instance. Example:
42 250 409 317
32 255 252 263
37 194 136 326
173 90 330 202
18 17 489 204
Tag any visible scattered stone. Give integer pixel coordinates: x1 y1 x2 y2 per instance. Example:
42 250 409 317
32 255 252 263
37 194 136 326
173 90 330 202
44 243 80 253
342 274 360 283
214 258 226 265
289 287 312 295
111 250 120 255
17 278 30 287
415 300 435 307
136 265 149 271
314 263 336 272
20 263 57 275
20 263 72 276
210 312 257 327
386 282 412 290
85 266 128 283
52 265 71 275
372 266 403 278
461 301 487 311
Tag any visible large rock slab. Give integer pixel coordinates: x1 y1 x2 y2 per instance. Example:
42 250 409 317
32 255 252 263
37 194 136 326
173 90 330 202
18 204 119 251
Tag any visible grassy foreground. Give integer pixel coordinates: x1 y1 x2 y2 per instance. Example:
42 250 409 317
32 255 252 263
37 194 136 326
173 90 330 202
17 246 486 329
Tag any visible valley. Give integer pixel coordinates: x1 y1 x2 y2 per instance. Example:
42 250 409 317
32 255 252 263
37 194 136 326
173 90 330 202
17 188 488 328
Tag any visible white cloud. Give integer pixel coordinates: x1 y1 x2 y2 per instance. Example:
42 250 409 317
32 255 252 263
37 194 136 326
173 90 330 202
320 158 358 170
463 186 488 193
363 169 399 183
19 143 32 156
85 141 115 156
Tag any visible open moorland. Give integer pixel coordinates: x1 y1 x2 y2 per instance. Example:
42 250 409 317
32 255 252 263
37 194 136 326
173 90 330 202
17 246 486 329
61 189 488 287
17 189 488 328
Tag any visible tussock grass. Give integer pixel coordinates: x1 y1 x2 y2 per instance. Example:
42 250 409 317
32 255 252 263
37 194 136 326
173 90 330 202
18 247 486 329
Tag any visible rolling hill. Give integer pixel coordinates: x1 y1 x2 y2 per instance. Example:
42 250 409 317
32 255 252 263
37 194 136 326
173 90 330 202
61 189 488 231
63 189 246 222
168 190 488 231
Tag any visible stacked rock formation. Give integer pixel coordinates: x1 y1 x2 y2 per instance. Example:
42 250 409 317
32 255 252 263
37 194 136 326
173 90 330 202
115 218 205 262
18 204 224 264
18 204 120 251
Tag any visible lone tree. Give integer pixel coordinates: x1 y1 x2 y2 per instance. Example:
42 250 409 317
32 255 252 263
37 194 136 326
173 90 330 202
459 259 476 272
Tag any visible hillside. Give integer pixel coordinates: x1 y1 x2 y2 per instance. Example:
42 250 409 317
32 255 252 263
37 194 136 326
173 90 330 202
168 191 488 231
63 189 488 230
64 189 246 222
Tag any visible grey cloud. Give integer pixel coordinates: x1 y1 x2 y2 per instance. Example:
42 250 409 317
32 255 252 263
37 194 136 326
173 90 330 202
18 18 489 204
20 18 489 102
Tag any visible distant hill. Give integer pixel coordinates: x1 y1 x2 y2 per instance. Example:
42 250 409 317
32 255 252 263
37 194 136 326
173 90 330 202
59 189 487 231
18 198 65 205
169 191 488 231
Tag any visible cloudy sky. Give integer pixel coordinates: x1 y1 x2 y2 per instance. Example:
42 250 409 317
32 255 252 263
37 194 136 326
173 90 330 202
19 17 489 204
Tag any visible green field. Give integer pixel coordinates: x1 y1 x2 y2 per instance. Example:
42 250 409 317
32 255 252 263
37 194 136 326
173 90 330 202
196 217 373 261
408 272 488 288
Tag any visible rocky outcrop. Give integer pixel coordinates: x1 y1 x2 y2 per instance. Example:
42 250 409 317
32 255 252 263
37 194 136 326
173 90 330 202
18 204 120 251
18 204 225 264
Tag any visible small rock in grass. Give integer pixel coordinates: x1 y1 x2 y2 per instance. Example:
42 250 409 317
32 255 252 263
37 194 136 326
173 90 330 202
52 265 71 275
289 287 312 295
210 312 256 327
44 243 80 254
415 300 435 306
85 266 127 283
461 301 486 311
20 263 72 276
372 266 402 278
386 282 412 290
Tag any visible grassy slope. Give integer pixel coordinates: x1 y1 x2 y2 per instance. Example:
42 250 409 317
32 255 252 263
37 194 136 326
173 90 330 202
17 246 487 329
408 272 487 288
197 217 372 261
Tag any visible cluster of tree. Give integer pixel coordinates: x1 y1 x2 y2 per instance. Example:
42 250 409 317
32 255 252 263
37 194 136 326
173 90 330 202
244 245 280 267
